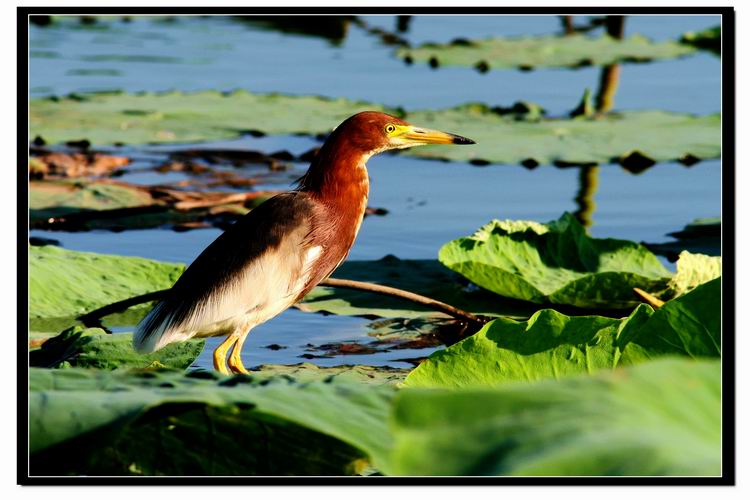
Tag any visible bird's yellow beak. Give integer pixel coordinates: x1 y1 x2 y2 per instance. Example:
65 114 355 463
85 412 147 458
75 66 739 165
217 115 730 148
401 125 476 145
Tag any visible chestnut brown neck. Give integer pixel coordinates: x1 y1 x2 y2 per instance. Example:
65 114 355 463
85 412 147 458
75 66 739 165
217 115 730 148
297 135 371 209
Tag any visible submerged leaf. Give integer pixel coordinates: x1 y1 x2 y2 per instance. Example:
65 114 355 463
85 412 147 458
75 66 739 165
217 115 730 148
391 358 721 476
439 213 672 309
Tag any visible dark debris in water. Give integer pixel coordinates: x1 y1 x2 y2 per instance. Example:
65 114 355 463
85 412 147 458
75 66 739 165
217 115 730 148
296 316 478 362
28 138 390 233
264 344 287 351
29 146 130 179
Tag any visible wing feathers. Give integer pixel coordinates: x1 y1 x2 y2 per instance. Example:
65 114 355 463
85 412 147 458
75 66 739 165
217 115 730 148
133 192 322 353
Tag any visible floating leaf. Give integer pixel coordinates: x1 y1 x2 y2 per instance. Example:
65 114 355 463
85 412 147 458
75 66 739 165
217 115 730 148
30 179 153 220
439 213 672 309
402 105 720 166
397 34 696 71
646 217 721 260
404 279 720 388
30 91 720 166
391 358 721 476
30 90 388 145
242 362 409 386
30 178 275 232
29 245 183 334
29 367 394 475
680 25 721 54
29 325 204 370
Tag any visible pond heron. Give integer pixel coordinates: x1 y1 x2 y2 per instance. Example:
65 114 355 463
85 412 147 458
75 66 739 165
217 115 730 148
133 111 475 374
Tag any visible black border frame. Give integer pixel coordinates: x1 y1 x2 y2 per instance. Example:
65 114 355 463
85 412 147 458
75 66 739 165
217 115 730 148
17 5 736 486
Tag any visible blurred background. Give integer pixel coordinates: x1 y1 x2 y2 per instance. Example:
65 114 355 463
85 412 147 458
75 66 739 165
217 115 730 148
28 14 721 370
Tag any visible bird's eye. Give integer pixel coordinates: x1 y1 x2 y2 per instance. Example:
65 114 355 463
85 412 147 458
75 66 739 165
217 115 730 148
385 124 396 134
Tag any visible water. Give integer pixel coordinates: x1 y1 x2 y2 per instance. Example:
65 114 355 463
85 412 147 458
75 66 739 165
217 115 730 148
30 15 720 114
28 14 722 370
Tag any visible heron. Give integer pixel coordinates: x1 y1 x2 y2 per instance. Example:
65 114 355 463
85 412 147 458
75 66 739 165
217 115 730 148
133 111 475 374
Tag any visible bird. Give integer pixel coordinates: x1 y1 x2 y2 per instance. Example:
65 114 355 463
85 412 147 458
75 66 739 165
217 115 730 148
133 111 475 374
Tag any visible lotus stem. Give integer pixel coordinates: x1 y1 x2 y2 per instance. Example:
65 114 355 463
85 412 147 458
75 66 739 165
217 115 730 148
78 278 486 327
633 288 665 308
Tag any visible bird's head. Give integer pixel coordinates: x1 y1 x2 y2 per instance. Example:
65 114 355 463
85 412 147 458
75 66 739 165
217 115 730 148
330 111 475 157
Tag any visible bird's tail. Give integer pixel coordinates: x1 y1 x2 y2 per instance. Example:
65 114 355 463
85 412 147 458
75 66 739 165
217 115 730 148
133 301 175 353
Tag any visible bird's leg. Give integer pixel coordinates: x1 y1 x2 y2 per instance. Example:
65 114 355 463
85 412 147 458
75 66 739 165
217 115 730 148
213 335 238 375
227 329 251 375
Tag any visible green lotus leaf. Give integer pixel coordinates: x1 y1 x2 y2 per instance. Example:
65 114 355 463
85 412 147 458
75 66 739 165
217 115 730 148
402 105 720 166
404 277 720 388
396 33 696 71
242 362 409 386
30 90 388 145
29 325 204 370
666 251 721 298
680 25 721 54
30 91 720 166
29 367 395 476
623 278 721 359
390 358 721 476
29 245 184 336
439 213 673 309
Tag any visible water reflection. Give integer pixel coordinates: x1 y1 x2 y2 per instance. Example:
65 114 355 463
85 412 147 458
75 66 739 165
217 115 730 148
233 15 355 46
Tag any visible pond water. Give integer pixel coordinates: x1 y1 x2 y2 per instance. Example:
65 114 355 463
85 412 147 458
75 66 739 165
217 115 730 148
29 14 722 370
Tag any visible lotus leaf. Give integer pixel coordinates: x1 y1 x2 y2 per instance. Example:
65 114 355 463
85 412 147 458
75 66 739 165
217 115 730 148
29 245 183 335
666 251 721 298
622 278 721 359
29 367 394 475
397 34 696 71
30 179 153 220
29 325 204 370
243 362 409 386
391 358 721 476
647 217 721 259
404 278 720 388
30 91 720 166
438 213 673 309
680 25 721 54
30 90 388 145
402 105 720 166
29 179 263 232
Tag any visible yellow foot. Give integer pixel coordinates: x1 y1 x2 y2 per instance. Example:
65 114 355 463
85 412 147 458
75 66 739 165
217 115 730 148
228 349 249 375
213 335 238 375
